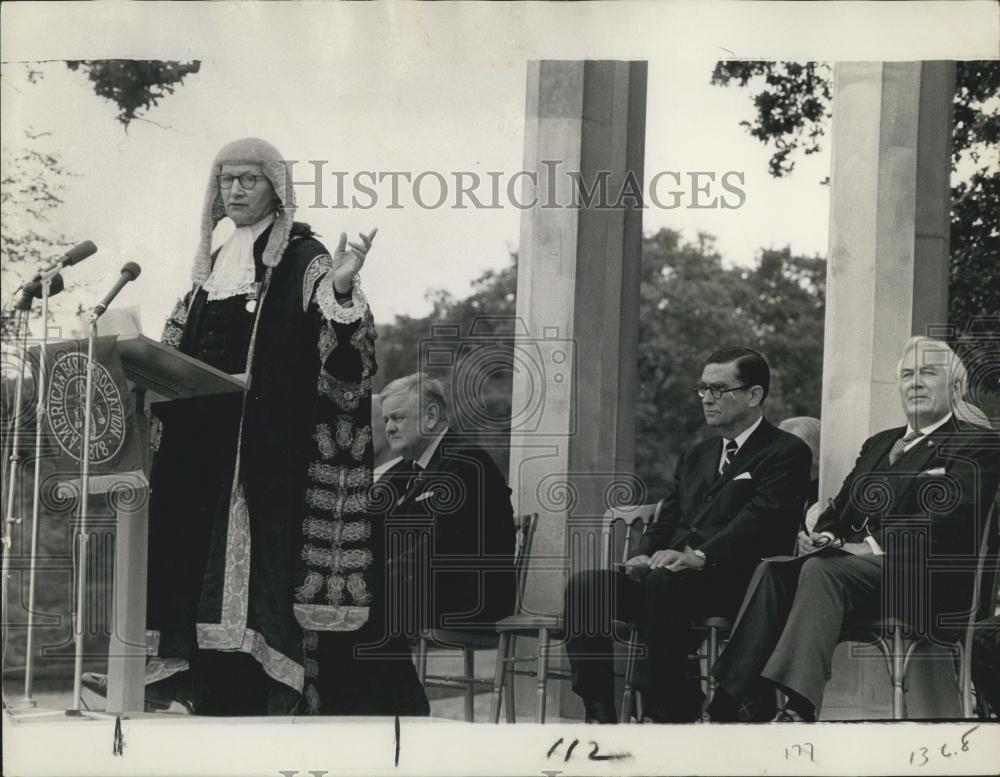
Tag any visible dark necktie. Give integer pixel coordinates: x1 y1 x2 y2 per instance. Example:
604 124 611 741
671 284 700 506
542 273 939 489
888 430 923 466
405 461 424 497
720 439 738 475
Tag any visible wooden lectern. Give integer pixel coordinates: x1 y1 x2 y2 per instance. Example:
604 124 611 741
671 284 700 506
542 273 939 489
91 335 243 713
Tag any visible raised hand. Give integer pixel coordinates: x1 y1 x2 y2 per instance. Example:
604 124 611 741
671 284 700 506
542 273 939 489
332 228 377 294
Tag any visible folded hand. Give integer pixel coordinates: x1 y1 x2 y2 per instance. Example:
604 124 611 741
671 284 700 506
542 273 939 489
624 555 650 576
797 531 826 555
665 550 706 571
649 549 682 569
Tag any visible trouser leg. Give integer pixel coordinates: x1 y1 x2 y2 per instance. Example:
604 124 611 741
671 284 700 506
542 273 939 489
711 559 800 701
638 568 707 721
564 568 641 704
971 615 1000 715
762 554 882 712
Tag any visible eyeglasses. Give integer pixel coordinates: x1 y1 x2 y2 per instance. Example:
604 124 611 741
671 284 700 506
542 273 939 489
694 384 752 400
217 173 266 190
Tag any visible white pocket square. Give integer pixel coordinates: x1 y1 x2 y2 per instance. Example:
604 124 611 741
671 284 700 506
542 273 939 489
414 491 435 503
919 467 946 477
733 472 753 481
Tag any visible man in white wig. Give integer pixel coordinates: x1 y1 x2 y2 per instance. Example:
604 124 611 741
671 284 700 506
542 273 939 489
88 137 399 714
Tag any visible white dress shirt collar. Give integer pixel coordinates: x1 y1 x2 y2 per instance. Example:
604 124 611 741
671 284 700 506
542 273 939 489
726 415 763 452
719 415 763 472
415 426 449 471
902 412 953 450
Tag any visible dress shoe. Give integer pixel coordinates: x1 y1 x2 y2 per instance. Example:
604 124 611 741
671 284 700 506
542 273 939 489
772 706 812 722
583 698 618 724
707 683 777 722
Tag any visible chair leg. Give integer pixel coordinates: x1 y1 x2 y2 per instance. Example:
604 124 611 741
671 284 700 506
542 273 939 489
417 636 428 684
621 629 638 724
461 647 476 722
958 642 973 719
891 628 905 720
505 635 518 723
706 626 720 706
536 628 550 724
490 633 509 724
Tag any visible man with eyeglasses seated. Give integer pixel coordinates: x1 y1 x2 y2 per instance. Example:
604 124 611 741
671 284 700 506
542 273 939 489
84 137 380 715
709 336 1000 722
564 347 812 723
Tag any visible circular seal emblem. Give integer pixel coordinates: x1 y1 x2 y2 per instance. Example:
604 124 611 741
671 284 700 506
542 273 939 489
46 352 127 465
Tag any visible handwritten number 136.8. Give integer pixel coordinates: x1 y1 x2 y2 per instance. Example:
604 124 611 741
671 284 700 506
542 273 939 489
909 726 977 767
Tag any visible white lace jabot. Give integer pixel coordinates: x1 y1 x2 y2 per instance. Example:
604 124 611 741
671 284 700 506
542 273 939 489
202 214 275 301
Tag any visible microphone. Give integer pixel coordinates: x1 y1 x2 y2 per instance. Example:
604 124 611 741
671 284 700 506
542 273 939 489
91 262 141 319
18 241 97 291
14 273 65 311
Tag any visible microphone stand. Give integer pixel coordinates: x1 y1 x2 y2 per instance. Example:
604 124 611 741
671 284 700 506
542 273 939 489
2 303 30 709
3 278 102 722
70 310 99 713
21 275 55 709
64 302 119 721
4 267 118 722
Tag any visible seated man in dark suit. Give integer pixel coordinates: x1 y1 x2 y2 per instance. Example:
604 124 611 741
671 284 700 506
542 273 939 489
564 348 813 723
379 372 517 633
710 336 1000 721
306 373 515 714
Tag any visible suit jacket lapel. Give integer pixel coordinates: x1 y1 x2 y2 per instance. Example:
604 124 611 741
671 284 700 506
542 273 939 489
396 430 451 508
867 429 901 470
706 419 773 494
889 418 956 508
700 438 725 494
396 469 423 507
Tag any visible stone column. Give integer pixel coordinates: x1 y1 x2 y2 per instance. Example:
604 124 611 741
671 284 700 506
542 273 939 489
508 60 646 720
820 61 957 719
820 61 955 500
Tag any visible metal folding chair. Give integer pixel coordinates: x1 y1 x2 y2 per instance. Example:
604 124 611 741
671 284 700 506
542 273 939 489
415 513 538 721
490 501 662 723
838 489 1000 719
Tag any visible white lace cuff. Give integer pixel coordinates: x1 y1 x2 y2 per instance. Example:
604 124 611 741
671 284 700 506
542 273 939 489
314 273 368 324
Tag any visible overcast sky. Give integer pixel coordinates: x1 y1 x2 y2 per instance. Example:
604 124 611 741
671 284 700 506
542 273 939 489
2 2 997 335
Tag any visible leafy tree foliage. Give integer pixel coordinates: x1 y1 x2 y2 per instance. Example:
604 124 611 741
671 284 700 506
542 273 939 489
710 62 833 178
0 132 79 337
2 59 200 335
65 60 201 128
710 60 999 332
375 229 826 493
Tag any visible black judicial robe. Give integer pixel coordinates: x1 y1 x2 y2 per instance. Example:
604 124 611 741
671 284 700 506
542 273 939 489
148 222 378 698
